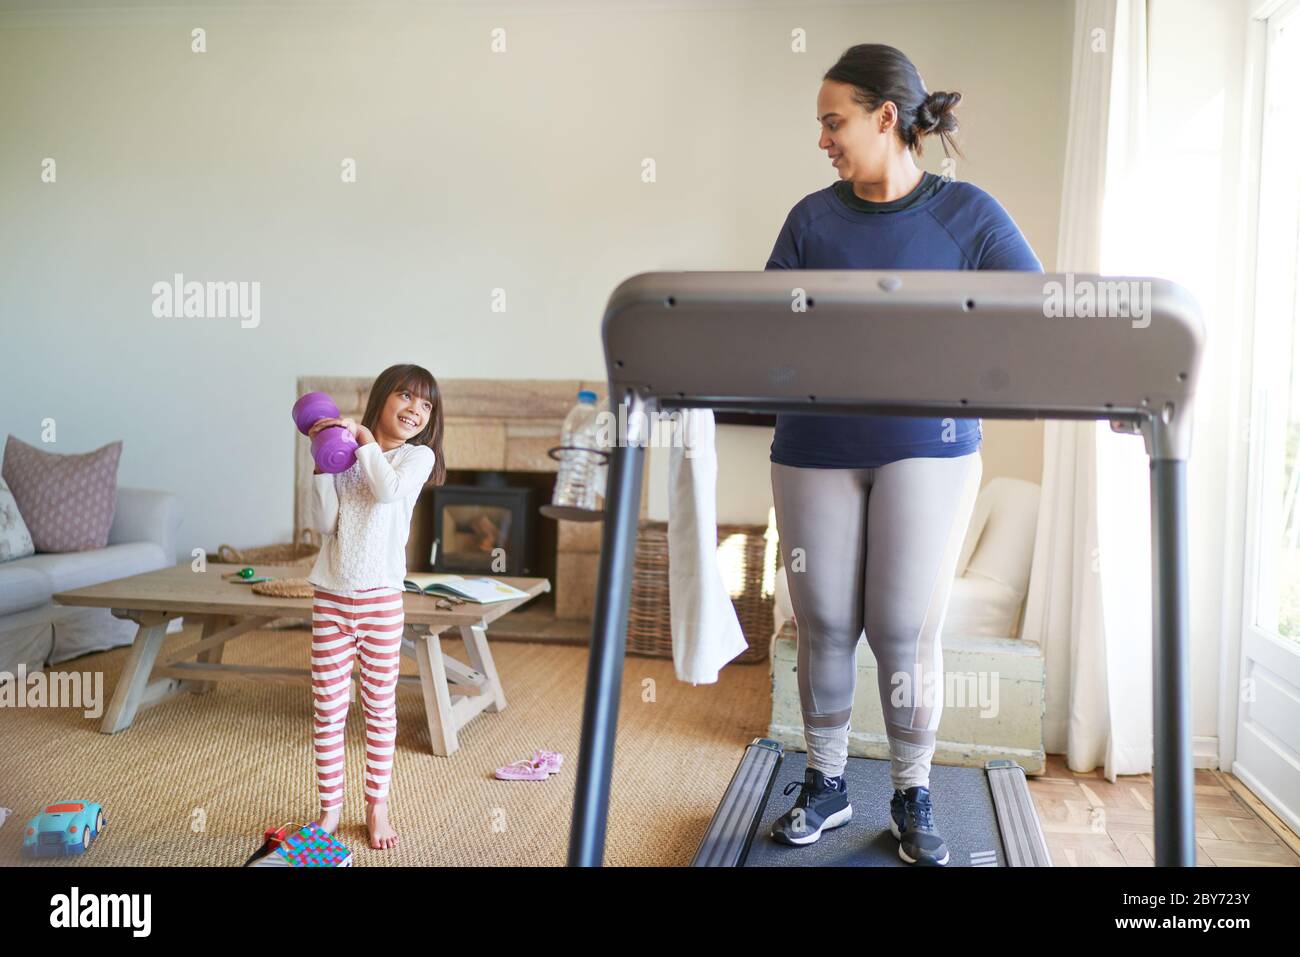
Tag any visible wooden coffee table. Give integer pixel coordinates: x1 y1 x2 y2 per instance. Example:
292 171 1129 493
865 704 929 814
52 562 550 757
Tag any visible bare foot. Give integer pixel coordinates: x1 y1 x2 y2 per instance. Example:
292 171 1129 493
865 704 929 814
366 802 399 850
316 808 341 835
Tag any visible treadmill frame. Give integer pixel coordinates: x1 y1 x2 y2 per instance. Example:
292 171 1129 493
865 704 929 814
567 270 1204 868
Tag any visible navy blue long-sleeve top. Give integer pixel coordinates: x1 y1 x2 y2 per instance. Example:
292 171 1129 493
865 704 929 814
765 174 1043 468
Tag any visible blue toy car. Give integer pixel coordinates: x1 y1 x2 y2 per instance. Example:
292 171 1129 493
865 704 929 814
22 802 106 858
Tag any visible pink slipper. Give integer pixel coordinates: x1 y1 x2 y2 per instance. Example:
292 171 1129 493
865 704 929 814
533 750 563 774
494 758 549 781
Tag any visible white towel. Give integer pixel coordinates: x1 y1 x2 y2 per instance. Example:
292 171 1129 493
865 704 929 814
667 408 748 684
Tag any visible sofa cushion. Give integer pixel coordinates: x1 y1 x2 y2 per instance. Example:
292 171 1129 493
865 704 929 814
957 477 1041 590
944 573 1025 640
14 541 167 596
0 475 36 563
2 435 123 552
0 563 54 616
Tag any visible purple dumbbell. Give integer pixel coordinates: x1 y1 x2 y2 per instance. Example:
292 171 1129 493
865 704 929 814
292 391 358 474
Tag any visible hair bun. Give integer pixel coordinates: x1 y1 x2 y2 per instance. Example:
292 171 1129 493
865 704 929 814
916 90 961 135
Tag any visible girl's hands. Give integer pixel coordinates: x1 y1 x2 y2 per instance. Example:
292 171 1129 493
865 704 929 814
308 416 357 438
307 417 375 447
307 416 343 438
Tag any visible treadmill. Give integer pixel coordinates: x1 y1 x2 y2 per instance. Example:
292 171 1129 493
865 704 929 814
693 740 1050 867
567 270 1204 868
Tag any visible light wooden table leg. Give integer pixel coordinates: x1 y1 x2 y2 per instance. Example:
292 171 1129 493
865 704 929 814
459 624 506 714
412 629 457 756
184 615 232 695
101 613 175 734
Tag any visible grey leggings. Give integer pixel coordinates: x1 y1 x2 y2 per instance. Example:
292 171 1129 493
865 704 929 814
771 452 982 790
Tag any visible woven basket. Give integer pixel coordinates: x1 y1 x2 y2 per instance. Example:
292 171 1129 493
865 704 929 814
215 528 321 569
251 578 315 599
627 521 779 664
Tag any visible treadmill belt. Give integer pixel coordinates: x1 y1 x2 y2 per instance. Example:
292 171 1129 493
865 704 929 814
744 750 1008 867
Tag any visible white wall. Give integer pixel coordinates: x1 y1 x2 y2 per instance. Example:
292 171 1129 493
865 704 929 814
0 0 1068 554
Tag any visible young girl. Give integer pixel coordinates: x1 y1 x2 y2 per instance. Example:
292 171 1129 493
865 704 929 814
304 364 445 850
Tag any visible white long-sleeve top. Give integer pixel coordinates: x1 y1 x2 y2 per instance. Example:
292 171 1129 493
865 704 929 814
667 409 748 684
307 442 436 594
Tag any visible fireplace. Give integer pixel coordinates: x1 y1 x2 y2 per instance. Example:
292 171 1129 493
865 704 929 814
430 473 536 576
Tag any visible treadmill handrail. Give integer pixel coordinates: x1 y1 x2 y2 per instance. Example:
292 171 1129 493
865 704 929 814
601 270 1204 460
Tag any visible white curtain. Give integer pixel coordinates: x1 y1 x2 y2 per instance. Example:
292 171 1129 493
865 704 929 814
1020 0 1153 780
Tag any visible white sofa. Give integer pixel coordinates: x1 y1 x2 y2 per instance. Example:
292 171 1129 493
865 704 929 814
0 487 183 675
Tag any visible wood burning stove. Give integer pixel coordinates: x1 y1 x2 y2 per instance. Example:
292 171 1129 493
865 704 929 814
429 472 536 576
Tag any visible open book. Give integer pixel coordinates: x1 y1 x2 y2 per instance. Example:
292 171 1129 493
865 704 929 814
402 573 529 604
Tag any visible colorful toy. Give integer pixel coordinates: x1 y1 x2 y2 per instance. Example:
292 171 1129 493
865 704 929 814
221 567 274 584
292 391 358 474
244 821 352 867
22 801 106 858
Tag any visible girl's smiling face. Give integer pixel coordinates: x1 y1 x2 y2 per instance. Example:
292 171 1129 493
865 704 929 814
381 387 433 443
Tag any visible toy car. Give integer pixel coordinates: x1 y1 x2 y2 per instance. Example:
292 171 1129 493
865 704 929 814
22 802 106 858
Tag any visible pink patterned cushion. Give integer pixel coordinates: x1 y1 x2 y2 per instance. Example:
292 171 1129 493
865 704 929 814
2 435 123 553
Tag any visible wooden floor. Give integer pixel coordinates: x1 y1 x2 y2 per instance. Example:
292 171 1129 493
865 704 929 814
1028 754 1300 866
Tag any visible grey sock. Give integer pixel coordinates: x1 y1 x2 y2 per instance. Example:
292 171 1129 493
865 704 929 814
890 739 933 792
805 719 851 779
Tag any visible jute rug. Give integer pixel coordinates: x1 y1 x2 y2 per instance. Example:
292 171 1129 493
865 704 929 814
0 623 770 867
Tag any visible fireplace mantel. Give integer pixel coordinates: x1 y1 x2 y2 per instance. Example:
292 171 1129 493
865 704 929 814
294 377 649 632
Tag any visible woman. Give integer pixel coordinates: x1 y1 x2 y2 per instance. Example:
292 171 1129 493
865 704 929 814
765 43 1041 866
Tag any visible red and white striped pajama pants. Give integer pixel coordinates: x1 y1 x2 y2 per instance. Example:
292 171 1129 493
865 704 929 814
310 587 405 810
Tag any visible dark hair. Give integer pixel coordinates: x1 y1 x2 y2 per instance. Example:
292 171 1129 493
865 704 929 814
823 43 964 159
361 363 446 487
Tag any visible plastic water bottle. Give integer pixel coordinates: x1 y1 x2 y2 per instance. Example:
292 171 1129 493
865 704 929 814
553 390 603 513
591 394 610 501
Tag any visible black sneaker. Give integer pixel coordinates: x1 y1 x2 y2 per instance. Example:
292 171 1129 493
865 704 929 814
890 785 950 866
770 768 852 845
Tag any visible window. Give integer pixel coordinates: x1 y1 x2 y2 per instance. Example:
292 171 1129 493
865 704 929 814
1250 1 1300 640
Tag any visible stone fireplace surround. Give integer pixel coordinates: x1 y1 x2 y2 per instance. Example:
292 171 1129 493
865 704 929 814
294 377 650 642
